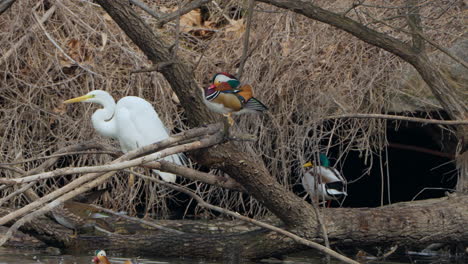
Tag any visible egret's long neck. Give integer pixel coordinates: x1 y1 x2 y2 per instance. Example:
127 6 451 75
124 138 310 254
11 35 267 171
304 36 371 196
91 97 117 138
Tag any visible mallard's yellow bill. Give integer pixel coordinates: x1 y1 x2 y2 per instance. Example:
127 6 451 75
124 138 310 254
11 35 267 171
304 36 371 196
303 161 314 168
64 94 93 104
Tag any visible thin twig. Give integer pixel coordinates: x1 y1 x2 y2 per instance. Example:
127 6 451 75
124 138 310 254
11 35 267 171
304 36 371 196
0 182 35 207
0 165 25 174
157 0 212 28
0 134 222 185
406 0 425 52
89 203 185 235
0 124 223 226
236 0 255 79
129 0 161 19
130 60 178 74
324 113 468 125
416 31 468 70
0 170 117 247
211 0 232 21
0 0 17 15
0 150 119 165
131 171 360 264
341 0 363 17
144 161 245 191
32 8 102 77
0 5 56 65
309 199 331 263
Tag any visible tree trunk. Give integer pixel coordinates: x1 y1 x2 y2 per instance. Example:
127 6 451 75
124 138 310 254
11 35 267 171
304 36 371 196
2 195 467 259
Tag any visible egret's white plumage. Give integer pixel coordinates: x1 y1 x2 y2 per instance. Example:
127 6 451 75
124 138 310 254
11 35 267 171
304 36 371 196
65 90 183 182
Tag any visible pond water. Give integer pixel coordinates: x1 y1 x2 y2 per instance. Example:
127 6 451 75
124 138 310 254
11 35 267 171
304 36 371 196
0 247 464 264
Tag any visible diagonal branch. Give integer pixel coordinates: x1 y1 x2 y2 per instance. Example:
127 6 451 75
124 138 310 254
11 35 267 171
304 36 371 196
405 0 425 52
130 170 360 264
0 0 16 16
236 0 255 80
0 124 222 226
157 0 211 27
256 0 419 62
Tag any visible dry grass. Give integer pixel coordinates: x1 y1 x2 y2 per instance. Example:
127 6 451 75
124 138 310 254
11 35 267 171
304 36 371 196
0 0 465 218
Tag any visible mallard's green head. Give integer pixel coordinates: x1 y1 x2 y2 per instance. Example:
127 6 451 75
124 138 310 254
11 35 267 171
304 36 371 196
319 153 330 167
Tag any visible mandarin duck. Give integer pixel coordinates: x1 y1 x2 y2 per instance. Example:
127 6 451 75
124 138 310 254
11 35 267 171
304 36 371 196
302 153 347 205
93 250 137 264
203 72 268 125
51 201 114 237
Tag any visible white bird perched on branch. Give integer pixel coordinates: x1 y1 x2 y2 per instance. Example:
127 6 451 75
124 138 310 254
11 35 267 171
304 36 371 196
64 90 184 183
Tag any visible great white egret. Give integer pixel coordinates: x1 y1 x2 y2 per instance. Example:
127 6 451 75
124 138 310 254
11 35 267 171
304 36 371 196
64 90 184 182
302 153 347 203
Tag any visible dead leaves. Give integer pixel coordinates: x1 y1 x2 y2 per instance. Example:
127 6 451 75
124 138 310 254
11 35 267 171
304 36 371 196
224 18 245 39
175 8 216 38
179 9 203 33
160 7 246 40
58 38 94 70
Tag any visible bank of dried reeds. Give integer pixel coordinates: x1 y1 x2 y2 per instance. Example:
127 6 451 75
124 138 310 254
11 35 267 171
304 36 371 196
0 0 465 218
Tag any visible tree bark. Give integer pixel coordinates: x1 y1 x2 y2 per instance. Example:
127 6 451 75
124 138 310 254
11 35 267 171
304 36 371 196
3 195 467 259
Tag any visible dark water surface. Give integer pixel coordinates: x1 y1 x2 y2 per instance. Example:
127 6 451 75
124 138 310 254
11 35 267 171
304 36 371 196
0 247 464 264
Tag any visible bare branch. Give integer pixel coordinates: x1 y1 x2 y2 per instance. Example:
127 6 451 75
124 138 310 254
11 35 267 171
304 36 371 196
0 0 16 16
145 161 245 191
416 32 468 70
0 4 56 66
0 150 119 166
131 171 360 264
0 134 222 185
129 0 162 19
236 0 255 79
0 124 222 226
157 0 211 28
0 169 117 247
256 0 419 62
89 203 185 235
324 113 468 125
341 0 364 17
32 7 102 77
406 0 425 52
130 60 178 74
388 142 455 159
0 182 35 207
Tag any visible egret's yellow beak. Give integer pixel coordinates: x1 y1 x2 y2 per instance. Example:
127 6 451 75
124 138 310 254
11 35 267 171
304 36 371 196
303 161 314 168
64 94 93 104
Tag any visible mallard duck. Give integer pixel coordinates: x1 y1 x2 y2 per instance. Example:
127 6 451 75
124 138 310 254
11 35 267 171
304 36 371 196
203 72 268 125
302 153 347 204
